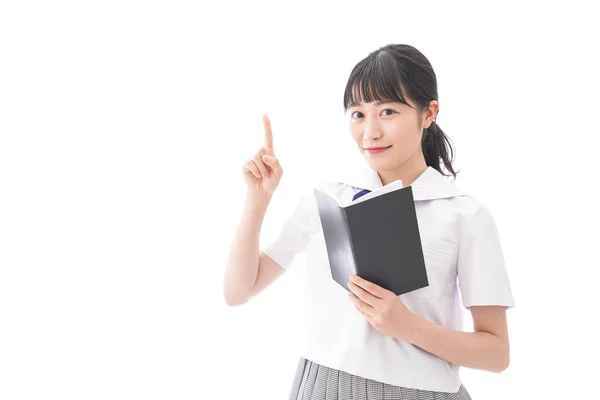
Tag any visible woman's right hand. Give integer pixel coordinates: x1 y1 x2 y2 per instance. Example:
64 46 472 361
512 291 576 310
242 114 283 197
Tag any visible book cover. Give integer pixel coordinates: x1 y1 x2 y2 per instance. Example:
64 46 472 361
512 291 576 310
313 182 428 296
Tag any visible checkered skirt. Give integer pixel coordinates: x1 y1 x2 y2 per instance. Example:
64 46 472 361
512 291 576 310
288 357 472 400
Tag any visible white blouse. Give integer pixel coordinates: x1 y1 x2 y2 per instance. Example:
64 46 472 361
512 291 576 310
261 165 515 392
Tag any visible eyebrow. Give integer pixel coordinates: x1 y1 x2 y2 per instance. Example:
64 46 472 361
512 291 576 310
349 100 398 108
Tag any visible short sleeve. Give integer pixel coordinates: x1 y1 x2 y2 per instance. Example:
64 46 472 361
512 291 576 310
457 203 515 309
260 190 319 270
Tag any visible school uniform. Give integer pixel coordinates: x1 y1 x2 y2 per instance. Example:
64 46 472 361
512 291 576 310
261 165 515 400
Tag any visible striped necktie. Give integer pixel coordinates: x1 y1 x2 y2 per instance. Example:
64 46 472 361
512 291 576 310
352 188 371 201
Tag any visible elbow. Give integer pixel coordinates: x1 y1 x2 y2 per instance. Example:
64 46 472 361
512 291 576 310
223 289 250 307
500 353 510 372
491 360 509 374
490 351 510 373
224 296 248 307
223 277 250 307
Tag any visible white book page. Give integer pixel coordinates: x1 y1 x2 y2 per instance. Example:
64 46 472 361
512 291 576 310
350 179 404 205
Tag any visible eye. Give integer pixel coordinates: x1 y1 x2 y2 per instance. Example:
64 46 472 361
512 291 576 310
350 109 396 119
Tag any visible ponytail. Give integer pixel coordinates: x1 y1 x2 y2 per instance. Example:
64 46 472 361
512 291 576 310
422 120 458 179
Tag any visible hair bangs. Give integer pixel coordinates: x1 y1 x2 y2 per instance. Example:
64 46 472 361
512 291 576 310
343 52 411 112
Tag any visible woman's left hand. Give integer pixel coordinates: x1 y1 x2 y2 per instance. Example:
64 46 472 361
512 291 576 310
347 274 418 342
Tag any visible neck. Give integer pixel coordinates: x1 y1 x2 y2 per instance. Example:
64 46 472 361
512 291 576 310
377 154 428 187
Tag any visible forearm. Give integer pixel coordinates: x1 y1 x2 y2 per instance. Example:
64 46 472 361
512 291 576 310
404 314 509 373
223 193 271 305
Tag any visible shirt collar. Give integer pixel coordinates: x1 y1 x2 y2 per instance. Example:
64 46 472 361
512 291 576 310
337 165 467 201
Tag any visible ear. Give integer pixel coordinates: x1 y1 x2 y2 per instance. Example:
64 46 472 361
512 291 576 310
423 100 440 129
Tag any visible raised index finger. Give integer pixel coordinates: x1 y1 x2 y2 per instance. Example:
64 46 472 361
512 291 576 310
263 114 274 156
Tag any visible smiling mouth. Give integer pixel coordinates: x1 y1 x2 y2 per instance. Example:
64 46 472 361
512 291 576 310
365 146 392 154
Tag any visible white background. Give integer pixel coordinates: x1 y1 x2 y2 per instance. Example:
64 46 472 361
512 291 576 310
1 1 599 399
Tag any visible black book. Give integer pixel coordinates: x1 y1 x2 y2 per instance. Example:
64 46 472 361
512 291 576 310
313 181 428 296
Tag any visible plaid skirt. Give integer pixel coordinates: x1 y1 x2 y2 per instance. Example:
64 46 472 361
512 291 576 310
289 357 472 400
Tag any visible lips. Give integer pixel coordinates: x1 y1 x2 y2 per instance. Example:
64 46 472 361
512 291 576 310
365 145 392 154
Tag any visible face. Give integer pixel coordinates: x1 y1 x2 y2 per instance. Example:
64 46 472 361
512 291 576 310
347 96 439 174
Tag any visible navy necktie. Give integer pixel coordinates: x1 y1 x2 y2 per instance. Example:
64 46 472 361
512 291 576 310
352 188 371 201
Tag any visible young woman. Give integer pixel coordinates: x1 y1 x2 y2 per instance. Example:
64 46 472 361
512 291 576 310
224 43 515 400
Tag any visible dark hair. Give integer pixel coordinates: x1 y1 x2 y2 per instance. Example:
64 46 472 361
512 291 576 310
343 44 458 179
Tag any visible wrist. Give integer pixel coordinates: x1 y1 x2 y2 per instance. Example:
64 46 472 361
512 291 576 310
404 312 428 345
245 191 272 208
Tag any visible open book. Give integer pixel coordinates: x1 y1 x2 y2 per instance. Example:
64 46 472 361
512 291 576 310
313 180 428 296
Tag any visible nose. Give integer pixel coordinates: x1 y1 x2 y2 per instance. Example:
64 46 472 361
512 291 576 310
363 118 382 142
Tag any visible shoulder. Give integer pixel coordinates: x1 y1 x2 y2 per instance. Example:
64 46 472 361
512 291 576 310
418 173 499 229
448 194 491 216
445 194 500 237
429 177 494 219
